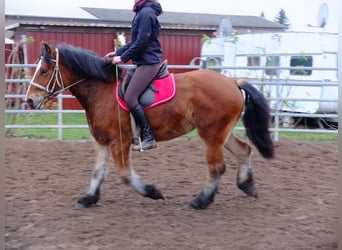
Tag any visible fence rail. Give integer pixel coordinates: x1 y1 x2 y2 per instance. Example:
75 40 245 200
5 63 338 140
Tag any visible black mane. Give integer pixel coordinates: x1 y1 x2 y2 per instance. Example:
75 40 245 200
55 44 120 83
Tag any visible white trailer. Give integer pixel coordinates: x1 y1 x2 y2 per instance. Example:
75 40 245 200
200 32 338 115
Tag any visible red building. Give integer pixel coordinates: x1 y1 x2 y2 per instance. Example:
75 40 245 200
5 9 284 109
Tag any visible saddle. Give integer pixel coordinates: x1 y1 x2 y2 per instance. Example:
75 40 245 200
115 60 176 145
118 60 169 108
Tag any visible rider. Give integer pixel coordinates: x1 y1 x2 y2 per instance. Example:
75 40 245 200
106 0 163 151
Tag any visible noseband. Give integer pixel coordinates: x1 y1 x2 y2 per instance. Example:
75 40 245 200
29 48 84 98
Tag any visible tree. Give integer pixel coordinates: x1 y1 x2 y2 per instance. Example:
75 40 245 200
274 9 291 29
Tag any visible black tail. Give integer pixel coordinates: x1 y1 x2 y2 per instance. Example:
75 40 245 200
238 81 275 159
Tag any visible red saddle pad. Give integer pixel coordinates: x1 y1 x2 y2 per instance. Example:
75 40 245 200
115 73 176 111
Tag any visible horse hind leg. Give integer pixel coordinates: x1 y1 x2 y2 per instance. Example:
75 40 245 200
190 139 226 209
224 133 258 198
76 143 110 208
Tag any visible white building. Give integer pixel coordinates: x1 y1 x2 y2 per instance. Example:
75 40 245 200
200 31 338 114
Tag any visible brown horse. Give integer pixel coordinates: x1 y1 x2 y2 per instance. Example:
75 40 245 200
25 43 274 209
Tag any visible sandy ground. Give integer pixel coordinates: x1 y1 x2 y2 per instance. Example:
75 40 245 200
5 137 338 250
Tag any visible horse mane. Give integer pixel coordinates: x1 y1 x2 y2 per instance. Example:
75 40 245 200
55 44 120 83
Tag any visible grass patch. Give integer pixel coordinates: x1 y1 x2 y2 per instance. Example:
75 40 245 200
6 112 92 140
61 129 91 140
275 132 337 141
185 129 337 141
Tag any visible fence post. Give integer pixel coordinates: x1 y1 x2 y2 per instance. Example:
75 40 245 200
273 70 281 142
201 59 207 69
57 95 63 140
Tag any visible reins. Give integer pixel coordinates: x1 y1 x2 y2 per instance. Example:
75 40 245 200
115 64 127 168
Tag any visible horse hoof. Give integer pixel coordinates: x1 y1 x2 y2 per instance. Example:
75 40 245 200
189 195 213 210
77 193 99 208
189 199 208 210
144 184 164 200
237 170 258 198
189 198 204 210
75 203 87 209
238 181 258 198
248 186 258 198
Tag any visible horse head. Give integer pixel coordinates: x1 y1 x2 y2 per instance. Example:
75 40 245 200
25 42 80 109
26 42 116 109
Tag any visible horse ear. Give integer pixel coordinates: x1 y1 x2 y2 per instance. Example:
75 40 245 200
40 40 51 55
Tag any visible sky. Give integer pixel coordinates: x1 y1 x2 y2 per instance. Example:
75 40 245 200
5 0 338 32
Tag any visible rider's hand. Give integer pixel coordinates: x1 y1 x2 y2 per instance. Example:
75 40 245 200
112 56 122 64
104 51 116 58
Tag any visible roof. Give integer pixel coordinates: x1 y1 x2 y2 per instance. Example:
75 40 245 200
82 8 285 30
6 8 285 32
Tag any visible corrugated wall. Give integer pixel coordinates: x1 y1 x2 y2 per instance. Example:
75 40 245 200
26 31 116 63
25 31 203 65
160 34 202 73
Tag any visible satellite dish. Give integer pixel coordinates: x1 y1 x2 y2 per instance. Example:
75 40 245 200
219 18 232 37
317 3 329 27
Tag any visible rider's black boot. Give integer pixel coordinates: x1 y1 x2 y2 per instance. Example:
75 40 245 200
130 104 157 151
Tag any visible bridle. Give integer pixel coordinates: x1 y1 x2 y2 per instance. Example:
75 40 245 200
29 48 84 98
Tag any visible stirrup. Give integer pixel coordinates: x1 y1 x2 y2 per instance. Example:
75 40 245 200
132 138 157 152
132 137 140 145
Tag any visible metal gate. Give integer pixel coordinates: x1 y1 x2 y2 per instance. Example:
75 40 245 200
5 63 338 140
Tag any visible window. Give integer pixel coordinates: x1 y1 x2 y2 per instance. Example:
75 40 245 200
265 56 280 76
247 56 260 66
290 56 313 75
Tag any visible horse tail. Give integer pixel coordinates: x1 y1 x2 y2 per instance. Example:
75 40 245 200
237 80 275 159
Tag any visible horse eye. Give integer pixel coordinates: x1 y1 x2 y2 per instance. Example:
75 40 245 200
41 69 48 75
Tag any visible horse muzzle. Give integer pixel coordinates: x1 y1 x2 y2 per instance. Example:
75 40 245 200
25 94 45 109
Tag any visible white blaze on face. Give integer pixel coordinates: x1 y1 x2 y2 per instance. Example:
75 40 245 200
25 59 43 100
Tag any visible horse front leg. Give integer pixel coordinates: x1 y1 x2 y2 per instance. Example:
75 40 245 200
76 143 110 208
190 141 226 209
124 168 164 200
111 141 164 200
224 133 257 197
